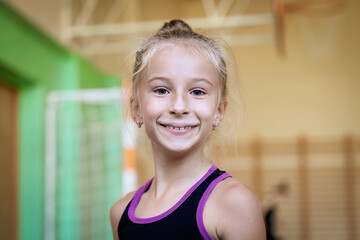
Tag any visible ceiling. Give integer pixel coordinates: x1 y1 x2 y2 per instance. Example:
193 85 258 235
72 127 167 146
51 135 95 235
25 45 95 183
5 0 347 75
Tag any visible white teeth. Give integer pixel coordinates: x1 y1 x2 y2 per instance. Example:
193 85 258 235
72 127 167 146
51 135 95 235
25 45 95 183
166 125 194 130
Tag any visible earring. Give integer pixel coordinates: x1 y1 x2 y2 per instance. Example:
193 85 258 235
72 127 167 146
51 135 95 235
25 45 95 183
212 124 218 130
136 120 143 128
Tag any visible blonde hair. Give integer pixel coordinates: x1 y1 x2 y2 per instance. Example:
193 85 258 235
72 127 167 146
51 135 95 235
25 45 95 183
132 19 228 100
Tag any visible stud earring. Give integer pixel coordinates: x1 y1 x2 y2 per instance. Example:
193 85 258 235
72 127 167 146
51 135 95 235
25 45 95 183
136 120 143 128
212 124 218 130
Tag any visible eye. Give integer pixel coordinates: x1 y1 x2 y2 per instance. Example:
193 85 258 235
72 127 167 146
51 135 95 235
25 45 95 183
190 89 206 96
154 87 170 95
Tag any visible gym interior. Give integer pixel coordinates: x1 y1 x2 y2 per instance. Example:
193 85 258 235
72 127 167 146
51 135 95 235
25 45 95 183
0 0 359 239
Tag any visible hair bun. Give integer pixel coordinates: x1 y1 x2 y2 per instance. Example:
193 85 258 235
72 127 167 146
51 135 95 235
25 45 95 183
157 19 193 35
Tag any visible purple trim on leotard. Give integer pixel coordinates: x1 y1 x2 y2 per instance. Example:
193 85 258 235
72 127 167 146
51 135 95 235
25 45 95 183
196 172 231 240
128 165 218 224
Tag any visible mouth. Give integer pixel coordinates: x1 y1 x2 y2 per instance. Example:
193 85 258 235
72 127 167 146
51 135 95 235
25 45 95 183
159 123 199 131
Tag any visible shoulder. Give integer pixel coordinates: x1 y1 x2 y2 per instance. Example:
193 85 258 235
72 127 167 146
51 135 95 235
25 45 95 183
109 191 136 240
110 191 135 221
204 177 265 240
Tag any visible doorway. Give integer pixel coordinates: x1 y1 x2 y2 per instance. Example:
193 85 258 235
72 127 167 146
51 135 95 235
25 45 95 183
0 81 18 240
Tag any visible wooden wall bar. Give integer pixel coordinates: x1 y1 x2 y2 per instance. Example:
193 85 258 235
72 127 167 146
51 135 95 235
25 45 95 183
343 136 357 240
251 138 263 198
298 137 311 240
225 135 360 240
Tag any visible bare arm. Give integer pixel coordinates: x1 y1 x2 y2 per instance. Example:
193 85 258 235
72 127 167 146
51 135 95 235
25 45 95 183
109 192 135 240
204 178 266 240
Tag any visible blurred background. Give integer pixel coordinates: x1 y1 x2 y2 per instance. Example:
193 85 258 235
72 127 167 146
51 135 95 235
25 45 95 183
0 0 359 240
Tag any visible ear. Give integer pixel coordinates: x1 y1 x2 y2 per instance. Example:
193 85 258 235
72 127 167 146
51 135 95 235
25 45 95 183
130 97 142 124
213 100 227 129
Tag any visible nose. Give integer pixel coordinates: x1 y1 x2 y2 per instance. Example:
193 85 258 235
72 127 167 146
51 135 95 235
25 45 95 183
170 92 189 115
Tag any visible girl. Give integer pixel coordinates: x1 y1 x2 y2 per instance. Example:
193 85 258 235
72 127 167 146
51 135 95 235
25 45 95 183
110 19 265 240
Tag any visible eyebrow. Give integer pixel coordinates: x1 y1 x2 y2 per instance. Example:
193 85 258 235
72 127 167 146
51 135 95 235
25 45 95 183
192 78 214 86
148 76 214 86
147 76 169 83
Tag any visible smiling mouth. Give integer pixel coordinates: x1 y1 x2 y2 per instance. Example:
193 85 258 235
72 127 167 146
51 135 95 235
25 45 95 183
159 124 198 130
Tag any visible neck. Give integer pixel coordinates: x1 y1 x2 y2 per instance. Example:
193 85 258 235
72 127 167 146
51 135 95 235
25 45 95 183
149 144 213 196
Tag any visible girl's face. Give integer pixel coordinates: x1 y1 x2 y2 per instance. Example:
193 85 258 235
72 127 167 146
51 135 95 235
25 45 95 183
132 45 226 157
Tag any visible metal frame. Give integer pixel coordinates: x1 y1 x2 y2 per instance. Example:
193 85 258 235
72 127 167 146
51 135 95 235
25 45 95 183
45 88 124 240
60 0 275 55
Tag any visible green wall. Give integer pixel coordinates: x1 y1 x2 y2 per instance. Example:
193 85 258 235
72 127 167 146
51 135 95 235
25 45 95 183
0 2 120 239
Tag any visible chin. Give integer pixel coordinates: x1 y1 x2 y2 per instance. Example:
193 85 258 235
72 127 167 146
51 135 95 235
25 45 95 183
162 141 202 157
166 145 192 154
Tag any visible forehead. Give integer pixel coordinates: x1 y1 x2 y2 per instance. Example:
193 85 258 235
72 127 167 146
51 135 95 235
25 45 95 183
145 45 218 80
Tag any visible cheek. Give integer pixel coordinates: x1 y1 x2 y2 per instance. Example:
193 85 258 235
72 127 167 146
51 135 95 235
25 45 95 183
193 100 218 122
141 97 167 119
